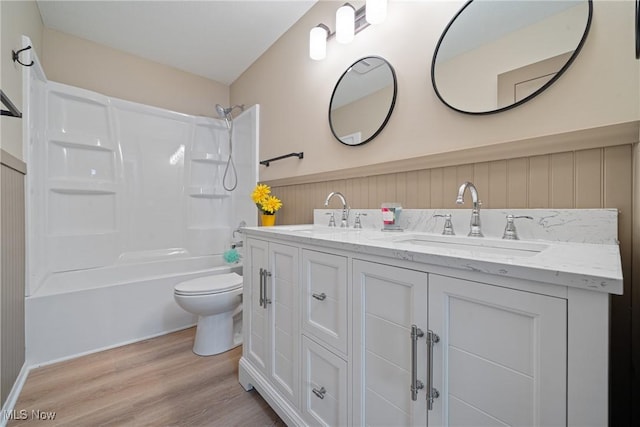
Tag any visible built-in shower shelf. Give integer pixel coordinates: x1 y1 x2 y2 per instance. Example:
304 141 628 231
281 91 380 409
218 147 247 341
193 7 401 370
190 152 226 164
188 186 229 199
49 178 117 195
48 130 113 151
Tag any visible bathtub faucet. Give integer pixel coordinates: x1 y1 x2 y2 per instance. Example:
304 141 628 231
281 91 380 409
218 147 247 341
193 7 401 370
233 221 247 238
231 220 246 248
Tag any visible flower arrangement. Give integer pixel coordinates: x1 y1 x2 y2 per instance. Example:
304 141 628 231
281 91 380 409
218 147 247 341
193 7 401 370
251 183 282 215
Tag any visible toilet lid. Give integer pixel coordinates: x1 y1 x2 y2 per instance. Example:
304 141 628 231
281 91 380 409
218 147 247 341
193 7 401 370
175 272 242 296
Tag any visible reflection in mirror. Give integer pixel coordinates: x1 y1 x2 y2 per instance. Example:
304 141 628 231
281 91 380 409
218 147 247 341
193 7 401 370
329 56 397 146
431 0 592 115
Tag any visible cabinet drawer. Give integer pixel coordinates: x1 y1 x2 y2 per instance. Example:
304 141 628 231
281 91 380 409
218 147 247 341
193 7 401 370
301 336 348 427
302 250 348 355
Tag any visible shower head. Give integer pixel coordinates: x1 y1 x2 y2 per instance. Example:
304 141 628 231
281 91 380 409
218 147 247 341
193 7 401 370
215 104 228 118
215 104 245 119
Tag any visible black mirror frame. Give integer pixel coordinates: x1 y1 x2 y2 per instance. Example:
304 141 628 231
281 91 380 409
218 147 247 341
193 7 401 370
329 56 398 146
636 0 639 59
430 0 593 115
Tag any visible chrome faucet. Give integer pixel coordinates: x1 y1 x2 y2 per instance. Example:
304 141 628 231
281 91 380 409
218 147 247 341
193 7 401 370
324 191 349 227
502 215 533 240
231 220 246 248
232 220 247 238
434 213 455 235
456 182 483 237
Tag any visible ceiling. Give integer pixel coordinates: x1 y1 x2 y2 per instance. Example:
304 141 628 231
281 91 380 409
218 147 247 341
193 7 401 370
36 0 317 86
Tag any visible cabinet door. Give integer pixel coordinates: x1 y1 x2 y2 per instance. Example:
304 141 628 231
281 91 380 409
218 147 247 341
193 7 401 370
268 242 300 406
353 260 428 427
301 336 348 427
245 237 269 374
429 274 567 427
302 250 348 355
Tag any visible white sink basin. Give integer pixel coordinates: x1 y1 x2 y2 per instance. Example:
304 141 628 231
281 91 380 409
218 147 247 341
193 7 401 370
384 234 548 257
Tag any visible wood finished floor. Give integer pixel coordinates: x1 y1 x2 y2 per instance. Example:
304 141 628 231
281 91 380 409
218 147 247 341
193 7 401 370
8 328 284 427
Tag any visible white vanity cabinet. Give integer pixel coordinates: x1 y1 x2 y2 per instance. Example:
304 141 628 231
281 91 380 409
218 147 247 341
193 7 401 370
428 274 567 426
242 237 300 410
352 264 568 427
300 249 349 426
301 249 349 356
300 335 348 426
352 260 429 426
239 227 614 427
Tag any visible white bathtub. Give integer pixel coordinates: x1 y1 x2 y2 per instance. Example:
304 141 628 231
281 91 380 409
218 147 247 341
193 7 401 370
25 256 242 366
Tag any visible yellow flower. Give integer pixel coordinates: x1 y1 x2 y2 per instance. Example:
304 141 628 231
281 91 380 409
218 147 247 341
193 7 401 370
260 195 282 214
251 184 271 203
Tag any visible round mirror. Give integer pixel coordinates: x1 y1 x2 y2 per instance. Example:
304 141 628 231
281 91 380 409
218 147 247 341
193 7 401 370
431 0 592 115
329 56 397 146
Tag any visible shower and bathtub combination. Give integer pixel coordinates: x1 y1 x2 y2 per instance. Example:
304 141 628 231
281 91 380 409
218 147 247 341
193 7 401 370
23 44 258 365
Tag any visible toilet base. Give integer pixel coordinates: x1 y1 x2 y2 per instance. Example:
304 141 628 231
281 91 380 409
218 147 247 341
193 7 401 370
193 308 242 356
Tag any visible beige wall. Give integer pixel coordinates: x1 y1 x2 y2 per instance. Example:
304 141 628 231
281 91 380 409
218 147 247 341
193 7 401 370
0 0 43 161
42 28 230 120
231 0 639 182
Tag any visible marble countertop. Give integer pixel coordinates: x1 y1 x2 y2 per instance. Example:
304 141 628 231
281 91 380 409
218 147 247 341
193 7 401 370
243 223 623 295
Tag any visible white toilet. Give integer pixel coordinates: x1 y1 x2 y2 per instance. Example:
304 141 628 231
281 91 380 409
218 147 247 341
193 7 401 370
174 272 243 356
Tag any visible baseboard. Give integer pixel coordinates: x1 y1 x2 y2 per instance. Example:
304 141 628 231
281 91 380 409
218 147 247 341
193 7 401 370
0 363 31 427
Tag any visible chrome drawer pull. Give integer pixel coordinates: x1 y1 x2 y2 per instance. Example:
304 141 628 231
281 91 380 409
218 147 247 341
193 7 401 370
411 324 425 401
259 268 265 308
312 386 326 399
312 292 327 301
264 270 272 306
427 329 440 410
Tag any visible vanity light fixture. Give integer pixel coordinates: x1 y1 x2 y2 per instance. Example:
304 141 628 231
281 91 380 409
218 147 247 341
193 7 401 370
309 24 330 60
336 4 356 44
310 1 385 60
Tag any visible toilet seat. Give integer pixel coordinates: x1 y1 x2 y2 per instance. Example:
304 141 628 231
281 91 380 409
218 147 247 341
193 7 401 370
175 272 242 296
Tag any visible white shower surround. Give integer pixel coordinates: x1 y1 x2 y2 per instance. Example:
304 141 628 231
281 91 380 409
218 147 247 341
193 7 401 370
22 42 258 365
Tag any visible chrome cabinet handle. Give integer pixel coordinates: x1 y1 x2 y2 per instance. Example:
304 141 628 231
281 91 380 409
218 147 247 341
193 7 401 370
411 324 425 401
312 292 327 301
263 270 272 306
427 329 440 410
312 386 326 399
259 268 265 308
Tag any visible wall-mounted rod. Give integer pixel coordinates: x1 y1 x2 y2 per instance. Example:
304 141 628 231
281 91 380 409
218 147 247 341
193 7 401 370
260 152 304 167
1 90 22 118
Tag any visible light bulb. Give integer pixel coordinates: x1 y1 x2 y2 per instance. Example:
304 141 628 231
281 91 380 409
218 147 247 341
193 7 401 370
309 25 328 61
366 0 387 25
336 4 355 44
